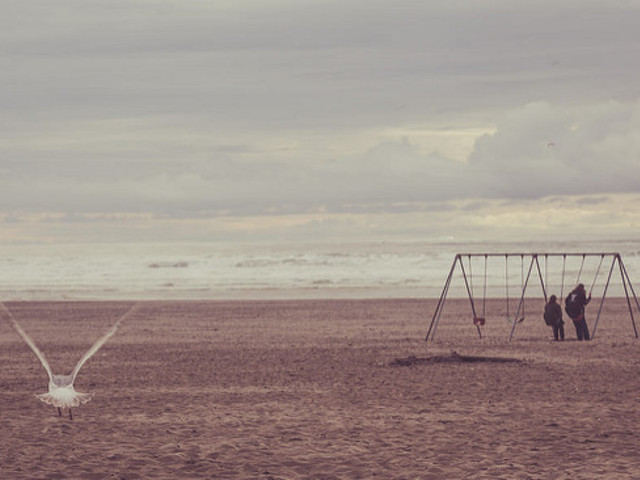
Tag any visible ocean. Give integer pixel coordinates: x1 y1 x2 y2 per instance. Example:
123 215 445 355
0 239 638 301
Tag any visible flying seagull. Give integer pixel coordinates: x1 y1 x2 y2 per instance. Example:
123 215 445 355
1 302 138 420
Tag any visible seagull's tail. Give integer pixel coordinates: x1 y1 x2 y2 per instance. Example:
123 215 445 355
36 390 94 408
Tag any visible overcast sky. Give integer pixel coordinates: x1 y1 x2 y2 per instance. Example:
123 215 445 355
2 0 640 244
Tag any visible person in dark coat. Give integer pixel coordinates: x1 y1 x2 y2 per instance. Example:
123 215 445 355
565 283 591 341
544 294 564 341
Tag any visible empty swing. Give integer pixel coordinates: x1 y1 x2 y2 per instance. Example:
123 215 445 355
520 255 526 321
505 255 525 323
576 254 586 286
469 255 487 326
588 254 605 296
544 254 548 297
560 254 567 300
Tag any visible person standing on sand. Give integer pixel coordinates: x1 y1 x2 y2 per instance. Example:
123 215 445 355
565 283 591 341
544 295 564 341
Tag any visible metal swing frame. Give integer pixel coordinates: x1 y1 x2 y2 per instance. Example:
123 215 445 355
425 252 640 342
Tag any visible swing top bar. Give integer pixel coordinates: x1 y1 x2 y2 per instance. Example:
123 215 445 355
457 253 618 256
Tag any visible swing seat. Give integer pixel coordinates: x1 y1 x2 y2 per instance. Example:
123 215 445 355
507 316 525 324
473 317 485 326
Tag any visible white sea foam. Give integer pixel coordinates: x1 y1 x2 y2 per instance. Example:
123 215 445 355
0 239 638 300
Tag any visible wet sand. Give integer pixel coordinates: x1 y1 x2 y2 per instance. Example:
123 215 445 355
1 298 639 479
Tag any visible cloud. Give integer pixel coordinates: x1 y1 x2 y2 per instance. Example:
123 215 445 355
2 193 638 244
1 1 640 243
3 1 640 126
1 98 640 219
468 100 640 198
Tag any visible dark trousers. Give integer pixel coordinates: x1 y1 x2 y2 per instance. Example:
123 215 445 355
552 322 565 341
573 318 590 341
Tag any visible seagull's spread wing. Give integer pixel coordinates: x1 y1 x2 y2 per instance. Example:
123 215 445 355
1 302 54 381
70 303 138 382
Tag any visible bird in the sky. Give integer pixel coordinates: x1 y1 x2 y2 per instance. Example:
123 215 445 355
1 302 138 420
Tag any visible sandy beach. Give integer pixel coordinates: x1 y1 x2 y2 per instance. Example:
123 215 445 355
1 298 639 479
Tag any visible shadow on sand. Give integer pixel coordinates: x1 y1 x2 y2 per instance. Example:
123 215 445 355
389 351 522 367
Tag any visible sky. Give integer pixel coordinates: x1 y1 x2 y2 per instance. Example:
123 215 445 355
2 0 640 244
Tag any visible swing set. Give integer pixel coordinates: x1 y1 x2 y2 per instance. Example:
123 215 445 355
426 252 640 341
